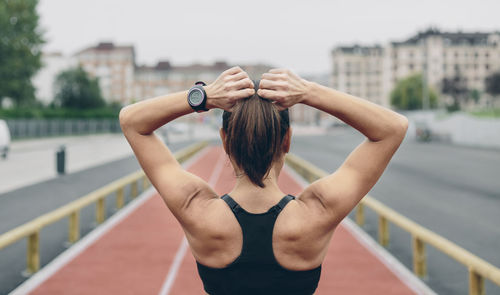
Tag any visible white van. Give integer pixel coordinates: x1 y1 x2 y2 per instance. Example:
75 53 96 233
0 119 10 159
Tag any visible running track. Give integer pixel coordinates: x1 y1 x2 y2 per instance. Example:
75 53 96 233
14 145 433 295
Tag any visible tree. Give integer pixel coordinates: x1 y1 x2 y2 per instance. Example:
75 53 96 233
441 72 469 112
0 0 44 107
53 67 105 109
485 71 500 97
390 74 438 110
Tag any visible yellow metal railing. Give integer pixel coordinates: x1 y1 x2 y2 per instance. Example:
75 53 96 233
0 141 208 275
285 153 500 295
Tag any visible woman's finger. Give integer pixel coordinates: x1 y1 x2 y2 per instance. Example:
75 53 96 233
269 68 286 74
232 88 255 100
232 78 254 90
223 66 243 76
261 73 285 81
259 79 286 91
257 88 279 100
228 71 248 82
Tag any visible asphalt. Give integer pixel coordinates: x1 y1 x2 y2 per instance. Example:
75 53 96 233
289 126 500 295
0 140 193 295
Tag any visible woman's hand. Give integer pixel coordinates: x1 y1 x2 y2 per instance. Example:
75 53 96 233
205 66 255 111
257 69 312 110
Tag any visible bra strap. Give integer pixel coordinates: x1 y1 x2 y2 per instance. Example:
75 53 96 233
275 195 295 212
221 194 240 211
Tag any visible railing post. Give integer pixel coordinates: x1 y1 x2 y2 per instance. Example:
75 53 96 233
412 236 427 278
356 203 365 226
142 176 149 191
26 231 40 274
116 187 124 209
131 181 138 199
96 197 106 224
469 268 485 295
68 210 80 244
378 216 389 247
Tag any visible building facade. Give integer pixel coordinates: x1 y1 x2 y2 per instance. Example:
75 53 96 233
331 29 500 108
75 42 136 104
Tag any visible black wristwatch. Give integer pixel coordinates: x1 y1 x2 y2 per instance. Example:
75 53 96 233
187 81 209 112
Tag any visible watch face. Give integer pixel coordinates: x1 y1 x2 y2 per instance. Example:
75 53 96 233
189 89 204 106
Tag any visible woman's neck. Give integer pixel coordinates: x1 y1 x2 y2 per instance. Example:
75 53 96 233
229 164 286 207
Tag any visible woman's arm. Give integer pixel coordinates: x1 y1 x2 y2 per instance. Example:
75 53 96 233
258 69 408 225
119 66 254 225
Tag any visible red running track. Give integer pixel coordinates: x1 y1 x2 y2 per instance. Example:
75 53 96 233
23 146 422 295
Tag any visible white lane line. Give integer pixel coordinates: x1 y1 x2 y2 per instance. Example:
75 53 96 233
341 218 437 295
10 145 212 295
283 163 437 295
207 150 227 187
158 238 189 295
158 147 226 295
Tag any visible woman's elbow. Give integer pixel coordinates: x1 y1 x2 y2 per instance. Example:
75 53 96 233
119 106 132 130
394 114 409 138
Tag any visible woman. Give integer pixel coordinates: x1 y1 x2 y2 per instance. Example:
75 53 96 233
119 66 408 295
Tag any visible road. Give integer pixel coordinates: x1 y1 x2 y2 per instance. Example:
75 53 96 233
290 126 500 295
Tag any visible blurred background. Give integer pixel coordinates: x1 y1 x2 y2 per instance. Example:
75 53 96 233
0 0 499 294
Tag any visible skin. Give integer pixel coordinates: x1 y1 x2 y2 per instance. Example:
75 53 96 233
119 66 408 271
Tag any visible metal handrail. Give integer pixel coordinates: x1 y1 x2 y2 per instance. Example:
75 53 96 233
0 140 208 275
285 152 500 295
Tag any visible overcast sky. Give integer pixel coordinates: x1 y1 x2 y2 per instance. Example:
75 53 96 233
38 0 500 75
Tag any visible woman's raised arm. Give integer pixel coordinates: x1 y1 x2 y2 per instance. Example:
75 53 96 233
119 66 254 223
258 69 408 225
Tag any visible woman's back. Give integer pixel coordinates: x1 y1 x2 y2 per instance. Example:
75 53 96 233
196 194 321 295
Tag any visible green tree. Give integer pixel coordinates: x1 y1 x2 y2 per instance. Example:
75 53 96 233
441 72 469 112
390 74 438 110
0 0 44 107
485 71 500 97
54 67 105 109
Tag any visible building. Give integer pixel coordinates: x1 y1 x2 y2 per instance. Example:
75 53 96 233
133 61 273 101
331 28 500 108
75 42 136 104
331 45 388 107
32 52 77 105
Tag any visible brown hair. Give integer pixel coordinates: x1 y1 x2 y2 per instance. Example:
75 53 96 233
222 80 290 187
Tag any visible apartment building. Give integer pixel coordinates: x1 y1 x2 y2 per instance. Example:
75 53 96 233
331 28 500 108
331 45 388 107
75 42 136 104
